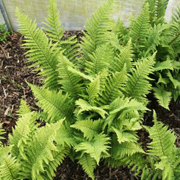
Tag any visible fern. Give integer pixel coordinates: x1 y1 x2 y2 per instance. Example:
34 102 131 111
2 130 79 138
13 0 180 179
130 3 150 47
16 8 61 90
44 0 79 63
0 155 20 180
78 154 96 180
30 84 74 122
124 55 155 104
153 85 171 110
81 0 115 62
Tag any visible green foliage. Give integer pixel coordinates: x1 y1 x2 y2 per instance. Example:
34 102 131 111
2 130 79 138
1 0 180 180
112 1 180 109
0 24 9 42
121 111 180 180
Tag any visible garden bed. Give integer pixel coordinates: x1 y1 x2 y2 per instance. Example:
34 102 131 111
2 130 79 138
1 32 180 180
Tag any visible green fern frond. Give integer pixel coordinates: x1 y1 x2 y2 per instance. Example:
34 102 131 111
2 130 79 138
16 8 60 89
130 3 150 47
111 137 144 158
44 0 79 63
40 145 69 180
146 111 177 159
76 99 108 119
44 0 64 41
17 99 31 116
145 0 167 25
99 66 127 105
20 121 63 180
71 119 103 140
144 25 162 55
154 59 174 71
112 127 138 143
55 124 77 147
171 5 180 23
0 155 20 180
58 54 85 99
81 0 115 61
153 85 171 110
124 55 155 104
30 84 74 123
9 112 37 158
110 40 133 73
104 97 147 128
145 111 177 180
75 133 110 164
78 154 96 180
85 44 114 75
120 153 162 180
87 75 100 104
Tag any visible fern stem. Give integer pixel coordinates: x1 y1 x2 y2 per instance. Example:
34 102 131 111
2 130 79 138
168 31 180 45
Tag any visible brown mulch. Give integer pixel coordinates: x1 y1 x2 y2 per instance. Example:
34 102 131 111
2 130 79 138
0 32 180 180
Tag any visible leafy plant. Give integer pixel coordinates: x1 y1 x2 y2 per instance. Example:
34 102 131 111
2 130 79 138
122 111 180 180
0 0 156 179
112 0 180 109
0 0 179 179
0 24 9 42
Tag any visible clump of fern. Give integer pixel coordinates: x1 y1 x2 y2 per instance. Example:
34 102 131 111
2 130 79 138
0 0 157 179
0 101 68 180
113 0 180 109
1 0 180 179
122 111 180 180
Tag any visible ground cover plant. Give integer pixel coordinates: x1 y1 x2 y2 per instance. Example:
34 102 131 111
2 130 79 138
0 0 180 179
113 0 180 109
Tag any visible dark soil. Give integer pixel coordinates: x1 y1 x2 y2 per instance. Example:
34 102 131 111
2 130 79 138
0 32 180 180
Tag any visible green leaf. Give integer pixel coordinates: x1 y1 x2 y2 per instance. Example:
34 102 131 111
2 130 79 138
78 154 96 180
75 133 110 164
71 119 102 140
111 141 144 158
30 84 74 122
112 127 138 143
76 99 108 119
87 75 100 104
153 85 171 110
154 59 174 71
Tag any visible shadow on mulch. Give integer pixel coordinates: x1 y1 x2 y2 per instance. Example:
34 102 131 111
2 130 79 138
0 32 180 180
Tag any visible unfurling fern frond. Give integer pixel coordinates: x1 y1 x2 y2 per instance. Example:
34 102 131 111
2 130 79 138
124 55 155 104
81 0 115 61
16 9 60 90
30 84 74 123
